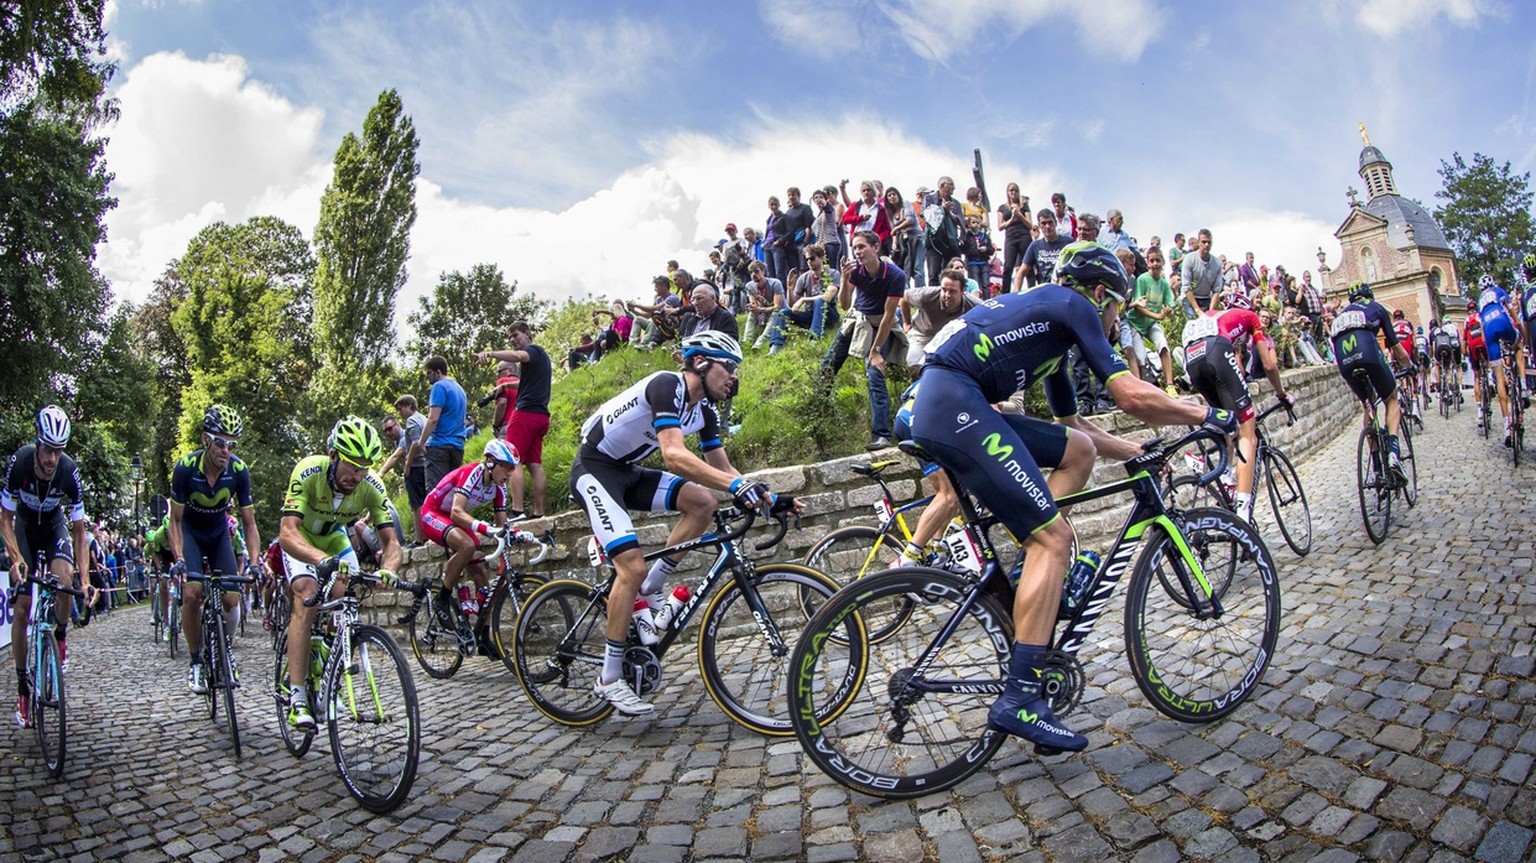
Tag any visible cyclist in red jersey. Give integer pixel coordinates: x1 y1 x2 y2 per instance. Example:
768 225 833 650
1391 309 1421 405
1463 300 1490 428
418 439 521 615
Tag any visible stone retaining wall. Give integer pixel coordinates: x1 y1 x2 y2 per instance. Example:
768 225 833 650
366 364 1358 624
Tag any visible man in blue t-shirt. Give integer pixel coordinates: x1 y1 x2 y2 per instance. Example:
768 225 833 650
819 229 905 449
416 355 467 493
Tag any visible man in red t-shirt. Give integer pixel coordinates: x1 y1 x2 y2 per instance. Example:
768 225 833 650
490 362 519 441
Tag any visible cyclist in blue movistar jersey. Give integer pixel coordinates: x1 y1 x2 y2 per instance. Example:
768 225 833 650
1331 282 1413 480
910 242 1237 753
1475 274 1528 447
170 405 262 692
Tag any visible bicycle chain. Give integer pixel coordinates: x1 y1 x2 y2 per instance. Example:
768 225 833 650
1041 650 1085 718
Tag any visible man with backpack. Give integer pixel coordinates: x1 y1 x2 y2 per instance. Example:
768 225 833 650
923 177 964 286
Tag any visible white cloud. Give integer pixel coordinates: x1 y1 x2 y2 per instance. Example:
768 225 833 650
759 0 859 61
873 0 1164 65
1356 0 1495 38
100 51 329 302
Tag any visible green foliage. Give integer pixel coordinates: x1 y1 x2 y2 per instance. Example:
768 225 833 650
76 305 155 459
311 88 420 424
0 103 113 412
131 271 190 498
0 0 114 120
1434 152 1536 288
404 263 551 402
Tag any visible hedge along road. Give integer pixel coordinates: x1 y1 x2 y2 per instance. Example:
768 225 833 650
3 406 1535 863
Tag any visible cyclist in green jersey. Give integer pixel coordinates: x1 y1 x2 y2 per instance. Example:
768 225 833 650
145 515 174 637
278 417 402 730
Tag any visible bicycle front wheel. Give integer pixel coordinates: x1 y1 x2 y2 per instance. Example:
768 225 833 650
511 579 613 726
1125 508 1280 723
1357 428 1391 544
490 572 548 674
1261 448 1311 557
697 563 856 736
168 602 180 659
409 589 462 680
789 567 1011 799
34 633 66 778
325 624 420 814
804 525 914 642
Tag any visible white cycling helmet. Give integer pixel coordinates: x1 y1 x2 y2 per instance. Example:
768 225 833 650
36 405 71 448
680 331 744 365
482 438 520 466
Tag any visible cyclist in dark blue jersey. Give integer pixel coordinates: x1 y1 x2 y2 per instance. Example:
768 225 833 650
911 242 1235 752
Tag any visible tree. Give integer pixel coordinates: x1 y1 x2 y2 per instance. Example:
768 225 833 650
132 268 191 498
404 265 550 401
1434 152 1536 287
311 88 420 423
170 217 317 539
1 0 114 120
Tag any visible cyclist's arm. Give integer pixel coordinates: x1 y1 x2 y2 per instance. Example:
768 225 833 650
71 516 89 586
447 490 481 535
374 522 403 573
656 427 738 494
277 514 327 567
240 506 261 572
0 507 21 580
168 501 186 565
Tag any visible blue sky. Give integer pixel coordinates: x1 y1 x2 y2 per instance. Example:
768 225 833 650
97 0 1536 320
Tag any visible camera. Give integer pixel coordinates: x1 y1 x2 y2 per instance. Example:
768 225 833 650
476 390 498 408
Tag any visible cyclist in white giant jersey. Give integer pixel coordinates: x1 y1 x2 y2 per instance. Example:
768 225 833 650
569 332 802 716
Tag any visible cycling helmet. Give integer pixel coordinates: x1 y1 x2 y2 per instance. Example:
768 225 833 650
329 416 382 466
202 403 243 437
680 331 744 365
1348 281 1373 302
1523 252 1536 280
1467 300 1477 311
1479 274 1497 291
1391 308 1404 319
482 438 520 467
1226 293 1253 311
1055 242 1129 304
35 405 70 448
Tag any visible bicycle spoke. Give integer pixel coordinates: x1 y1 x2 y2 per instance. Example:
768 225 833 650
327 625 419 813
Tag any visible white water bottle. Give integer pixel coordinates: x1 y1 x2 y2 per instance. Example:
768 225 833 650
632 599 660 645
651 585 691 632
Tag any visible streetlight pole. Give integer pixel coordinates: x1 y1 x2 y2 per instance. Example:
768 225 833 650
130 455 144 601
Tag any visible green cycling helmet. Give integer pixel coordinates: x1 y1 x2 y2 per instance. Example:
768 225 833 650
1348 281 1373 303
329 416 382 467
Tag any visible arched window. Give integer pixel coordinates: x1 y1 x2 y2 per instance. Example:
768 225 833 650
1361 246 1378 282
1428 267 1442 292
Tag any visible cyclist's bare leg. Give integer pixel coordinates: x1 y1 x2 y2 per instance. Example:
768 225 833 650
603 482 713 647
1385 394 1402 439
284 573 344 687
50 557 73 629
890 470 961 566
442 527 478 590
1013 516 1074 645
183 580 204 657
11 590 29 674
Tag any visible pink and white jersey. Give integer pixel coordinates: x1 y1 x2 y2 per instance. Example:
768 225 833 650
422 462 507 517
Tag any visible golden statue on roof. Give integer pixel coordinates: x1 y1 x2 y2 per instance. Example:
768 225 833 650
1358 122 1370 146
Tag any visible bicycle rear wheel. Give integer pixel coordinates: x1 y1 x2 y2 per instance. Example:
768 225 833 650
152 589 165 645
1357 428 1391 544
1124 508 1280 723
1261 448 1311 557
409 589 463 679
803 525 913 641
789 567 1011 799
697 563 855 736
211 614 242 759
490 572 548 673
326 624 420 814
274 648 314 757
1400 420 1418 508
511 579 612 726
34 633 66 778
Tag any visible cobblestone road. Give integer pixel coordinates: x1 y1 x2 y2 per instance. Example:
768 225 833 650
4 408 1536 863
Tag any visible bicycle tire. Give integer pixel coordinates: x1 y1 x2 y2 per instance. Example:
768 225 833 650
326 624 420 814
269 591 291 655
511 579 613 726
152 589 165 645
169 599 180 659
34 633 66 778
803 525 914 642
409 589 463 679
1400 419 1418 509
274 648 314 757
789 566 1011 799
490 573 548 675
1124 508 1280 723
696 563 855 736
1261 448 1311 557
212 612 242 759
1357 427 1391 544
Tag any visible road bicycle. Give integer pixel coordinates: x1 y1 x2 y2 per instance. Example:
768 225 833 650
787 426 1281 799
273 562 420 813
148 569 169 645
166 573 182 658
1435 354 1462 419
19 559 85 778
1497 340 1526 464
1354 368 1419 544
511 506 859 736
1477 358 1495 439
1161 402 1312 557
186 571 253 759
400 525 552 679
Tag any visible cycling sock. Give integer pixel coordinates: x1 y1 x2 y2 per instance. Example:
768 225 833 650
601 638 626 685
55 620 68 640
988 642 1088 752
1388 435 1401 460
1234 492 1254 522
290 683 307 704
640 556 680 596
16 669 26 697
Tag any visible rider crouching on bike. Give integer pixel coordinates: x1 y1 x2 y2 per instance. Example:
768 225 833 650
569 332 801 716
908 242 1237 752
1331 282 1413 482
168 405 262 693
1 406 90 726
1180 293 1292 524
1474 274 1528 447
279 417 401 731
1428 318 1459 404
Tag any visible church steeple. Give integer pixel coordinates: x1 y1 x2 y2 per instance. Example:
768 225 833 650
1356 122 1398 200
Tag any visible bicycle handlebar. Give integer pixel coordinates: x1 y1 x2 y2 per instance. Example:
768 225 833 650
1256 401 1296 426
185 572 254 586
1128 425 1231 487
23 575 85 598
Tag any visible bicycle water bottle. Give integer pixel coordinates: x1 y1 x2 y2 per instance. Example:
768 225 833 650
1058 550 1101 620
632 599 660 646
309 635 327 682
651 585 691 631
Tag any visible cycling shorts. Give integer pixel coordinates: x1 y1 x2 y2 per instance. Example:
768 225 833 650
417 508 461 548
9 509 73 601
262 541 287 582
1185 337 1255 423
1335 336 1396 405
281 543 358 586
1434 345 1456 365
909 366 1071 543
1469 343 1488 368
1485 316 1518 362
893 382 938 478
181 521 241 591
569 456 685 558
